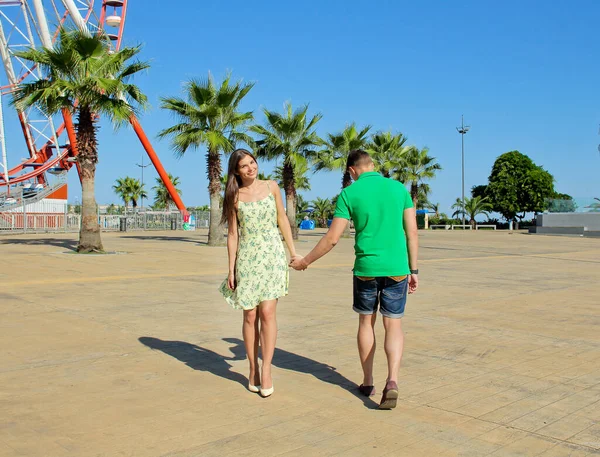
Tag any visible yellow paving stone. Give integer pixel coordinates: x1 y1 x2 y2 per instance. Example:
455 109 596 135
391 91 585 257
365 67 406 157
1 230 600 456
537 443 595 457
490 434 559 456
569 424 600 450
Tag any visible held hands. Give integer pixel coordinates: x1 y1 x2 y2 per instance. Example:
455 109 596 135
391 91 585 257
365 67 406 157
289 255 307 271
408 274 418 294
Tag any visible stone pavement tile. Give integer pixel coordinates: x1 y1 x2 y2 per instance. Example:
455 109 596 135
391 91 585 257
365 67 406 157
443 439 505 457
431 385 510 411
512 388 600 432
331 441 394 456
535 412 597 441
488 434 559 456
575 401 600 421
161 407 362 457
0 426 71 457
454 387 533 418
479 384 587 425
569 424 600 450
477 426 530 446
433 419 500 446
387 437 458 457
537 442 594 457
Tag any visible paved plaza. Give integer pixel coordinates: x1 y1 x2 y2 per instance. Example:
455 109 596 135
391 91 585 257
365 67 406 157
1 229 599 456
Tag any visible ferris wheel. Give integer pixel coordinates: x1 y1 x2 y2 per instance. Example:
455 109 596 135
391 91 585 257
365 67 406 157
0 0 185 213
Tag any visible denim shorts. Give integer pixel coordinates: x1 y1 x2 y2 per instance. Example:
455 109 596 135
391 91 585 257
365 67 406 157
353 276 408 318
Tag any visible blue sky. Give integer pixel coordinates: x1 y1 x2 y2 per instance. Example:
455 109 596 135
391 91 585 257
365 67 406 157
42 1 600 212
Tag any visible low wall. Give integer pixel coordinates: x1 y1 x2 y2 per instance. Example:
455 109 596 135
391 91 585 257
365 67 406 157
536 213 600 231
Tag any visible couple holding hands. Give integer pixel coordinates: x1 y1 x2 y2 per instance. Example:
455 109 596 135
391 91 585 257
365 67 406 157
220 148 418 409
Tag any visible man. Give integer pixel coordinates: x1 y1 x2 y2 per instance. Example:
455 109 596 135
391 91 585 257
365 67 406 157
290 149 418 410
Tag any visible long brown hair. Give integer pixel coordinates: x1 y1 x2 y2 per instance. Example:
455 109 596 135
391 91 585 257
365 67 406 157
220 148 258 225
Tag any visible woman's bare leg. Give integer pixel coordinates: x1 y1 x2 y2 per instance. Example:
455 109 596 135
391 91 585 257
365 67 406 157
258 299 277 389
242 308 261 386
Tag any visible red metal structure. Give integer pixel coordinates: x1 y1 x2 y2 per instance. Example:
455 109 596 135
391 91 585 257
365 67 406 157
0 0 186 214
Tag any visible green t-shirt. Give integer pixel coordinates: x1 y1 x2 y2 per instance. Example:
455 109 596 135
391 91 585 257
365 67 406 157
333 172 414 276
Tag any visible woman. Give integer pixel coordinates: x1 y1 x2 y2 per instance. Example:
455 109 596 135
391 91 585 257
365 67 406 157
219 148 299 398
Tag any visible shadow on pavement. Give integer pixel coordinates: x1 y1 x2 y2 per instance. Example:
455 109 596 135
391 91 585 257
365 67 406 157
139 336 378 409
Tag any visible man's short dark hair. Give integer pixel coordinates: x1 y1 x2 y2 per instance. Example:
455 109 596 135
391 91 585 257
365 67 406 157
346 149 372 169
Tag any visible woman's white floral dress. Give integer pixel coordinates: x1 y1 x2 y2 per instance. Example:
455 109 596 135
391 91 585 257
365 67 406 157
219 191 288 310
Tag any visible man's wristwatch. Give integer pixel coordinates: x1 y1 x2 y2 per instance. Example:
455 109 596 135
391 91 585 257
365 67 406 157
410 269 419 275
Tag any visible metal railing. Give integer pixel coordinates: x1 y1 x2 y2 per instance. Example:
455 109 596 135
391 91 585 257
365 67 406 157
0 206 210 234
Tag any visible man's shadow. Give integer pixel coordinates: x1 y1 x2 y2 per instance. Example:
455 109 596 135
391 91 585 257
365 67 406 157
139 336 378 408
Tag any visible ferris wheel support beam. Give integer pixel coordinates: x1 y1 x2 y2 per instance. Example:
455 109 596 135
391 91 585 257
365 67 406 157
40 0 187 215
0 93 8 189
32 0 53 49
32 0 82 183
0 18 37 162
60 0 89 34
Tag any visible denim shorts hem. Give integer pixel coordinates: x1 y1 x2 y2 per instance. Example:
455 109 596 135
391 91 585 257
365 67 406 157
380 311 404 319
353 306 376 315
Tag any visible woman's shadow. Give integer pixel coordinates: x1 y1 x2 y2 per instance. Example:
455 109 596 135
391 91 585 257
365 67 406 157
139 336 378 408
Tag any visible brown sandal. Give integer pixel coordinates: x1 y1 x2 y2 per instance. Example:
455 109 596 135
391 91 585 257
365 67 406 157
379 381 398 409
358 384 376 396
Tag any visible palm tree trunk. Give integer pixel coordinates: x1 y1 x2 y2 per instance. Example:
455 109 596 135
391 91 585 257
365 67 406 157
411 182 419 208
76 106 103 253
282 162 298 240
207 148 224 246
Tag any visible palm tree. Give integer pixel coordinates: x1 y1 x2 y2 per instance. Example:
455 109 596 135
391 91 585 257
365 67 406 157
13 29 149 252
159 73 254 246
311 197 334 228
251 102 322 239
416 186 431 210
367 131 409 178
128 178 147 209
113 176 146 211
316 123 371 188
427 202 440 217
113 177 132 212
452 196 493 228
395 147 442 208
274 156 311 192
153 174 182 210
295 194 311 226
258 172 273 181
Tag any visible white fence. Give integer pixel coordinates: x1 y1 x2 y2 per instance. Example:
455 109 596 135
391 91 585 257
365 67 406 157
0 203 209 234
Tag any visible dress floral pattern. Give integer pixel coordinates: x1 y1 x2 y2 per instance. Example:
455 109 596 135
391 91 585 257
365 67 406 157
219 192 289 310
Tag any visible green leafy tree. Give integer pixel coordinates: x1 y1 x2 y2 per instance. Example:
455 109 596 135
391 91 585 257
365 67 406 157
311 197 334 228
13 29 149 252
486 151 555 223
316 123 371 187
251 102 322 239
395 146 442 207
153 174 182 210
452 196 493 228
367 131 408 178
471 185 488 200
159 73 254 246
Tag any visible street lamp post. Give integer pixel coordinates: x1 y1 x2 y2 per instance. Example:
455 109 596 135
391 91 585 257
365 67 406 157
136 153 151 211
456 115 470 227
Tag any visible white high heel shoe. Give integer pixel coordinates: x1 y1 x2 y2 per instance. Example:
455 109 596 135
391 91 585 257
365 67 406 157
248 383 260 393
260 385 274 398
